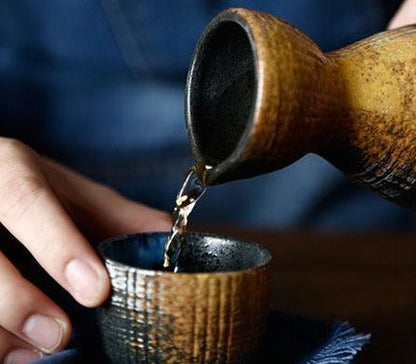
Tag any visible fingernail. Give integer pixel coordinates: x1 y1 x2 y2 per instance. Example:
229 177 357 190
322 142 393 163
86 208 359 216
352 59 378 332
22 314 63 352
65 259 105 306
4 348 41 364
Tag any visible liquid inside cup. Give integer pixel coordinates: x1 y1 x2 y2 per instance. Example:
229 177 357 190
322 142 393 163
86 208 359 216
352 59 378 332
98 231 271 273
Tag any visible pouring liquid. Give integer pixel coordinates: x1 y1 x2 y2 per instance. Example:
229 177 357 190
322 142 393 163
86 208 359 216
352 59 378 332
163 167 207 271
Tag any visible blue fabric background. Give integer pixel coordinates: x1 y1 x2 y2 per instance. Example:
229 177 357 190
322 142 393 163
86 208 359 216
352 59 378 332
0 0 413 231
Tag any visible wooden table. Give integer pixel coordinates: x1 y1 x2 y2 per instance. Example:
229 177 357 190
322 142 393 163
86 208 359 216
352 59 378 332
193 224 416 363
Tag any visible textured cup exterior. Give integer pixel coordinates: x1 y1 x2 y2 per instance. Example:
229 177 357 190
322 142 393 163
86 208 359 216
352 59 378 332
97 235 272 364
187 8 416 209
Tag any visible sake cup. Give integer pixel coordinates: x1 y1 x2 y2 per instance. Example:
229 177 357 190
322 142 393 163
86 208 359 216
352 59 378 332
96 231 272 364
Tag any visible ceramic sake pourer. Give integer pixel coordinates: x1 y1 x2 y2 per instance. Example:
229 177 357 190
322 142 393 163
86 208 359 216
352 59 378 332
96 231 272 364
185 7 416 210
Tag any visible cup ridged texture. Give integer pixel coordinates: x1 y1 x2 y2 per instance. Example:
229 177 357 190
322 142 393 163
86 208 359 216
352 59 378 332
97 259 271 364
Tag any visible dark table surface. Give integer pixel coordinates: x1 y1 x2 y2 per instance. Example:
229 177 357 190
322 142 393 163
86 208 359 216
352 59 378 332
193 224 416 364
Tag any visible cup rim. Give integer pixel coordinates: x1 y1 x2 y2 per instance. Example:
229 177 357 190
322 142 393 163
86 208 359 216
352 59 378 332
97 231 273 276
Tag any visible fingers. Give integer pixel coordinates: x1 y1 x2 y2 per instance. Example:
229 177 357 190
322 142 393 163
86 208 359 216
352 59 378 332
0 325 42 364
0 138 171 362
388 0 416 29
0 250 71 357
0 139 110 307
40 157 172 239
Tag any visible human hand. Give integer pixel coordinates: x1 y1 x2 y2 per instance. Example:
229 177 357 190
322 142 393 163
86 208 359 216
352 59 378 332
388 0 416 29
0 138 171 363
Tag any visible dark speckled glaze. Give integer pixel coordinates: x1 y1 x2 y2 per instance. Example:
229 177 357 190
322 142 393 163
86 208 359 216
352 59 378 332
96 231 272 364
186 8 416 210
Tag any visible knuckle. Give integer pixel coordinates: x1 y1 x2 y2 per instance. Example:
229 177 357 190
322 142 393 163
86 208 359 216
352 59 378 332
0 282 30 312
0 281 34 331
0 174 47 223
0 138 31 159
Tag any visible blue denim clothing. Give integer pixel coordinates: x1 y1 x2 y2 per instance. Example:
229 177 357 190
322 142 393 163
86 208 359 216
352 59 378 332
0 0 413 232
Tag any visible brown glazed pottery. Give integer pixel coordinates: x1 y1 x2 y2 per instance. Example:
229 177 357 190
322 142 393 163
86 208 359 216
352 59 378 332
96 231 272 364
185 7 416 210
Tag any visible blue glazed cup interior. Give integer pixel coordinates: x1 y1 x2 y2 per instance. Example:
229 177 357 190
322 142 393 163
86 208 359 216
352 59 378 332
97 231 272 273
